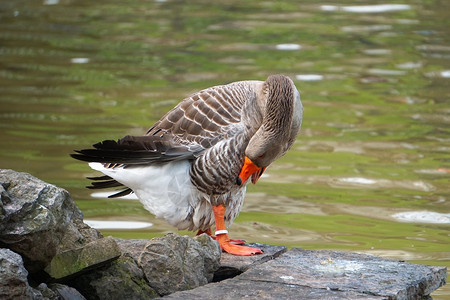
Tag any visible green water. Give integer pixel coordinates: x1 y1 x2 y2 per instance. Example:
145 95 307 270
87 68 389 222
1 0 449 297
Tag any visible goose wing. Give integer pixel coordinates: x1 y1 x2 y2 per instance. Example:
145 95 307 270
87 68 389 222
146 81 259 148
72 81 259 165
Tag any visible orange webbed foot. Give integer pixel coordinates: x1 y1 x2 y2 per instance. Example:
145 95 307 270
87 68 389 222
219 239 263 256
212 204 262 256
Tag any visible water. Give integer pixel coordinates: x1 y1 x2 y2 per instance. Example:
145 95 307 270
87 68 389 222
0 0 448 297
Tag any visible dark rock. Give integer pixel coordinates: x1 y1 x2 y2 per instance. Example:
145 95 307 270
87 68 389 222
0 169 102 273
57 205 103 253
215 243 287 281
70 255 159 300
44 236 121 280
37 283 86 300
116 233 221 296
163 248 447 299
0 248 43 300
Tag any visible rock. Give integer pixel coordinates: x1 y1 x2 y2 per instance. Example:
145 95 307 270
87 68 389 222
163 277 383 300
44 236 121 280
215 243 287 281
57 205 103 254
0 169 102 273
70 255 159 300
164 248 448 299
0 248 43 300
37 283 86 300
116 233 221 296
242 248 447 299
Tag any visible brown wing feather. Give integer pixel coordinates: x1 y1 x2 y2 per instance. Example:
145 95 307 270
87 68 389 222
146 82 256 149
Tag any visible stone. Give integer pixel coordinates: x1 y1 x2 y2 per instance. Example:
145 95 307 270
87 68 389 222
0 248 43 300
240 248 447 299
57 205 103 253
0 169 102 273
70 255 159 300
116 233 221 296
44 236 121 280
164 248 447 299
163 278 383 299
215 242 287 281
37 283 86 300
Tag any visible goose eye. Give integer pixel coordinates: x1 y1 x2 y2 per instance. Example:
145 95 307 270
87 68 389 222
258 154 265 159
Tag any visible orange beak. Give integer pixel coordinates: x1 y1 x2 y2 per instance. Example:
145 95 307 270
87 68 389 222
237 156 266 185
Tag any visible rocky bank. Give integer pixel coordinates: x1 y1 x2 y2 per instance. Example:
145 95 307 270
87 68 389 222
0 169 447 299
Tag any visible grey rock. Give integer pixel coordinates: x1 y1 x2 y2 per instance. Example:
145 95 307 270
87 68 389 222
163 248 447 300
71 255 159 300
44 236 121 280
0 169 101 273
0 248 44 300
116 233 221 296
37 283 86 300
163 278 383 299
242 248 447 299
215 242 287 281
57 205 103 253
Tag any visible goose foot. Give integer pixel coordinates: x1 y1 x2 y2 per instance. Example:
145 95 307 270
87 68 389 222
216 234 263 256
211 204 263 256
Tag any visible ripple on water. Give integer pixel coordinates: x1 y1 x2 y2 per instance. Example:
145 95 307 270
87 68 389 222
275 44 302 51
295 74 324 81
70 57 90 64
331 177 435 192
392 211 450 224
321 4 411 13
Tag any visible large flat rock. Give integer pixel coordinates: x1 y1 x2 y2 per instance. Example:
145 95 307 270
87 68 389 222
215 243 287 281
163 248 447 299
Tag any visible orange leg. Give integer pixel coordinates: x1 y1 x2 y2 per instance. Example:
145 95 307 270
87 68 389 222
212 204 263 256
196 228 246 245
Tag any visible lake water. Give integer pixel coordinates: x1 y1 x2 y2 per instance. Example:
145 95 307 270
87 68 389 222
1 0 448 297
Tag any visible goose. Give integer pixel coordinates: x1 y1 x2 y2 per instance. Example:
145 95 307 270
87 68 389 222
71 74 303 256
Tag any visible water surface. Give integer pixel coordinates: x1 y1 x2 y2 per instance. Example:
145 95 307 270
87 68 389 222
0 0 448 297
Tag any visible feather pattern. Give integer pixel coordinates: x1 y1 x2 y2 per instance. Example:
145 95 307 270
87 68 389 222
71 74 303 231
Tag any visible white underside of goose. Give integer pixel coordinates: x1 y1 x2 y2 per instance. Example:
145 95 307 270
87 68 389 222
89 161 199 229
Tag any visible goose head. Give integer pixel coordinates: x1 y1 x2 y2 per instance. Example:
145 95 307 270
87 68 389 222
238 74 302 185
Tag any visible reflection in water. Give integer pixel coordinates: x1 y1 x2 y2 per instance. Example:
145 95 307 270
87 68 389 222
321 4 411 13
0 0 449 297
392 211 450 224
275 43 302 51
295 74 324 81
71 58 90 64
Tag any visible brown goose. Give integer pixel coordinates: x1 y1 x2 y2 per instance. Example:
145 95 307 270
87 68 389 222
72 74 303 255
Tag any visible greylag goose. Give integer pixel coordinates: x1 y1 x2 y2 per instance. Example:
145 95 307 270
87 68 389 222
72 74 303 256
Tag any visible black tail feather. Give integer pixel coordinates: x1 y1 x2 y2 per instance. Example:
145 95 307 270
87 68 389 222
71 135 203 165
87 179 124 189
108 188 133 198
86 174 134 199
86 175 112 181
